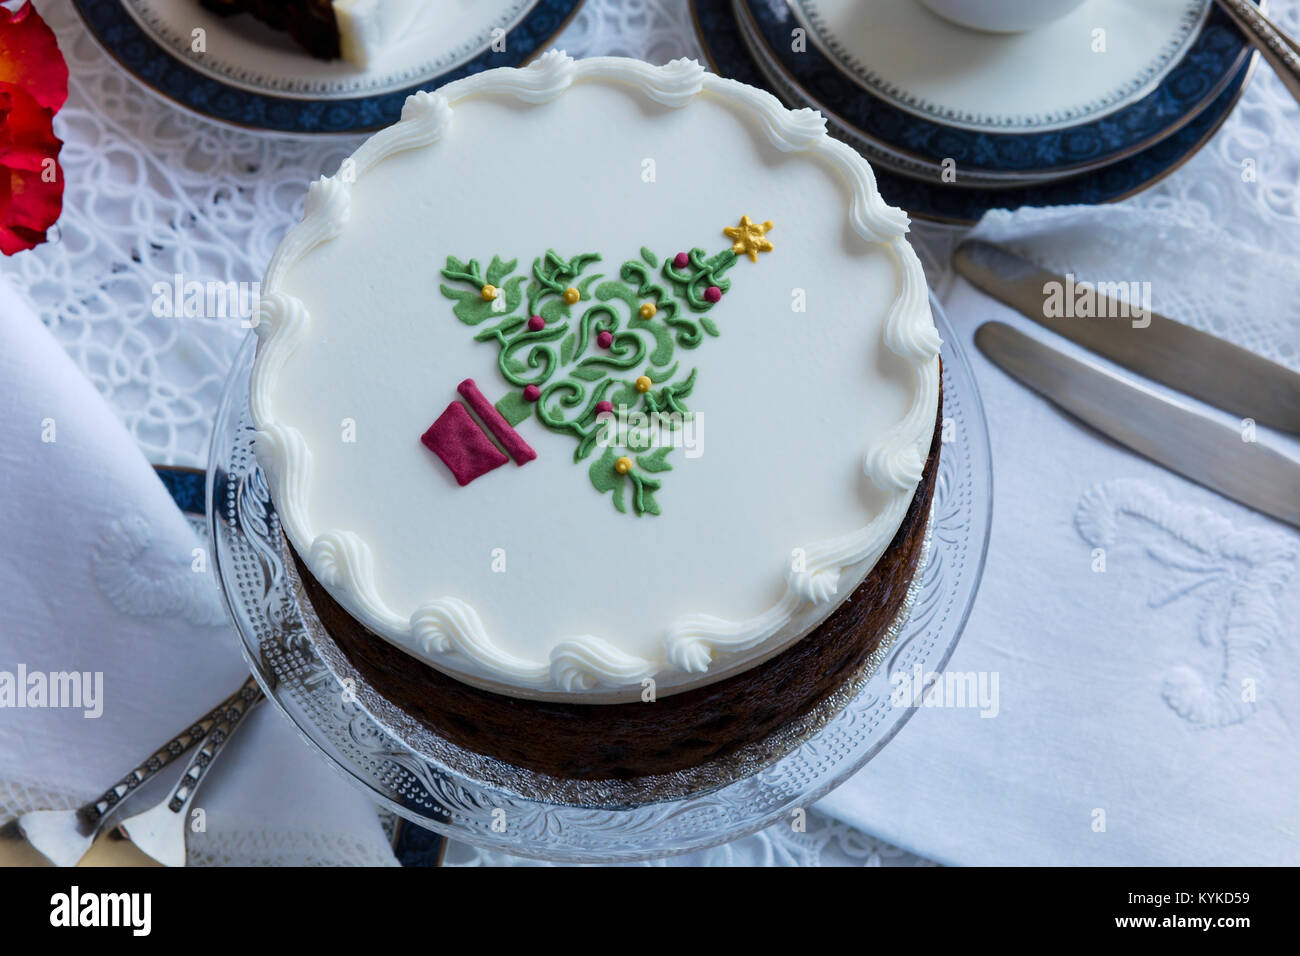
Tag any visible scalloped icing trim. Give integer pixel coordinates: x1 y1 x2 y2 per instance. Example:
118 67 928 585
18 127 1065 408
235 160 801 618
249 51 941 698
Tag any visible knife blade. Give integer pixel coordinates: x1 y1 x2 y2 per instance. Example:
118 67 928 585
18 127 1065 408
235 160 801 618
955 240 1300 434
975 321 1300 529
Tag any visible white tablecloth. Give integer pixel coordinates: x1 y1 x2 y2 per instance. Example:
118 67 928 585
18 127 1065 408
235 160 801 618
6 0 1299 866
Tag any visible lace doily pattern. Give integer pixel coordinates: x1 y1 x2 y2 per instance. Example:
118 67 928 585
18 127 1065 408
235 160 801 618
8 0 1300 867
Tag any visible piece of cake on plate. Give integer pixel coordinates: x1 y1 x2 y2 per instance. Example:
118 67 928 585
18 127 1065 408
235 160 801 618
249 52 943 780
199 0 424 66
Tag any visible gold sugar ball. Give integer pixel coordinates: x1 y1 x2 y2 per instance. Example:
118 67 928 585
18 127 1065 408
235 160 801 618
480 284 497 301
614 456 632 475
638 302 657 320
563 286 580 304
634 375 652 393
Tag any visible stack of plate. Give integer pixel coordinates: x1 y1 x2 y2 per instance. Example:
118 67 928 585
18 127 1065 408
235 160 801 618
694 0 1259 224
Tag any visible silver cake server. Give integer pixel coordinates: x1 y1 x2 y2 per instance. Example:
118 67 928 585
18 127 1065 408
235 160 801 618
5 675 262 866
117 679 263 867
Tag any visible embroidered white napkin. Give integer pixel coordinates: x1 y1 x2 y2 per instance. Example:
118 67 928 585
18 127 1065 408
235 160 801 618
817 205 1300 866
0 274 396 866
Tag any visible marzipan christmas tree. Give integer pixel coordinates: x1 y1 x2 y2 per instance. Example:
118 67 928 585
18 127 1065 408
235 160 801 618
425 215 774 516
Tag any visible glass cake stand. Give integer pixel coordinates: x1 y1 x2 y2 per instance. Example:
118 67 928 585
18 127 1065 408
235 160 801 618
208 295 992 862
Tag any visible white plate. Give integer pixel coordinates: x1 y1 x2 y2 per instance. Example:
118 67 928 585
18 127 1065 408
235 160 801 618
77 0 585 133
122 0 538 99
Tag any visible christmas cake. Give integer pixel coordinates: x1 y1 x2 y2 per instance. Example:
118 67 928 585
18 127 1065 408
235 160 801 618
250 53 942 779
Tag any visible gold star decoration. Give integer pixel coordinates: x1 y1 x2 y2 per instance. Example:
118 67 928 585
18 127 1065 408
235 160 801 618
723 215 774 262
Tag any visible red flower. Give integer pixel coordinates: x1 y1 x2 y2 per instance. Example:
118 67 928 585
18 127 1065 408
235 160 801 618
0 2 66 255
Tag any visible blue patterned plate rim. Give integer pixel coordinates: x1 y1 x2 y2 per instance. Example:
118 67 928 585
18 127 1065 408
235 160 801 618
693 0 1256 226
70 0 585 135
783 0 1210 133
738 0 1254 176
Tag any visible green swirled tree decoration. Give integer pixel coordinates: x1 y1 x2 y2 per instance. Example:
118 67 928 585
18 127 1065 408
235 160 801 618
439 235 748 516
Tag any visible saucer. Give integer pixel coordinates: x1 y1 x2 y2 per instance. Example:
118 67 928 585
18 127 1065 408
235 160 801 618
694 0 1256 223
735 5 1038 187
738 0 1254 181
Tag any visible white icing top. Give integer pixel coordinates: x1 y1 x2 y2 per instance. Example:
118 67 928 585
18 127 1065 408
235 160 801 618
251 53 940 703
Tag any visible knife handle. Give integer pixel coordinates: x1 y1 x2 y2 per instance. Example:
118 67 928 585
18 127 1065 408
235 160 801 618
160 683 262 816
1215 0 1300 105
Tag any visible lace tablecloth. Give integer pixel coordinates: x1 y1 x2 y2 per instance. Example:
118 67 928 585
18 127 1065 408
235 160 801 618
11 0 1300 866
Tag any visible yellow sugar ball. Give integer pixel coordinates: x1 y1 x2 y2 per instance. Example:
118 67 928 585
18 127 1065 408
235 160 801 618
480 284 497 301
563 286 580 304
615 456 632 475
638 302 657 320
635 375 652 393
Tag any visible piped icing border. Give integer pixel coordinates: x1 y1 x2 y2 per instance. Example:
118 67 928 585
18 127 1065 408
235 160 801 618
250 52 941 699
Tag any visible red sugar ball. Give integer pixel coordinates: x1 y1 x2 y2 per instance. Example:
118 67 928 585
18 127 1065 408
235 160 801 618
522 384 541 402
704 285 722 303
595 400 614 415
527 315 545 332
673 252 690 269
596 330 614 349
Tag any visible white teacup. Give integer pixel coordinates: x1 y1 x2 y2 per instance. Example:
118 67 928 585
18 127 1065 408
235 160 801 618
916 0 1089 33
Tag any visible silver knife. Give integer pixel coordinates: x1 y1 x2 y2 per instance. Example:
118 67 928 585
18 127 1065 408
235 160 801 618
955 240 1300 434
975 321 1300 529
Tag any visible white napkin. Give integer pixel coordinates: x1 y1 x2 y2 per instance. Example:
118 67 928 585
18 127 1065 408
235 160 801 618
817 205 1300 865
0 274 396 866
